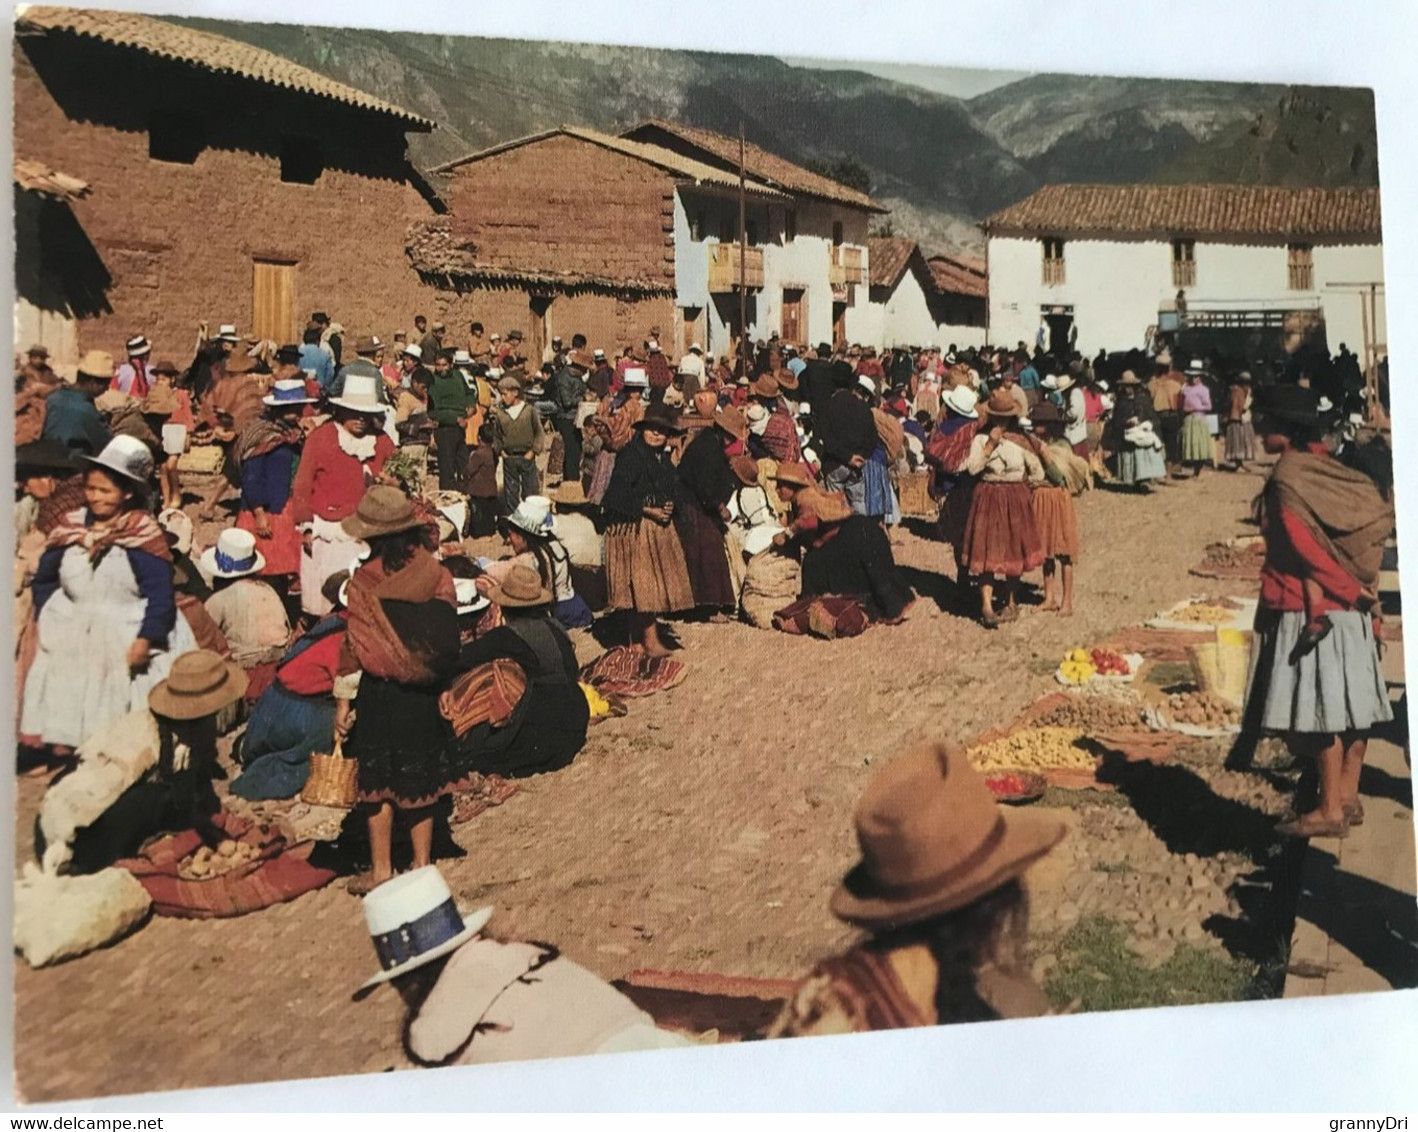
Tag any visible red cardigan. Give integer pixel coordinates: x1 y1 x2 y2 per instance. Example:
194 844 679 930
290 421 393 525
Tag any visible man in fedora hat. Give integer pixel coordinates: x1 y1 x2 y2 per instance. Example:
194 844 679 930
427 347 476 491
327 335 383 398
770 742 1064 1037
491 374 546 513
546 350 591 487
43 349 113 456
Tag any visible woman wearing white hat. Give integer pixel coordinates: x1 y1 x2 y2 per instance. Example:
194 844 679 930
477 495 593 630
22 435 199 755
586 368 647 505
355 866 690 1064
200 529 290 704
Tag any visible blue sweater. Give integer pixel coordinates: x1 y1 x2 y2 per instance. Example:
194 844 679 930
240 445 298 513
33 542 176 645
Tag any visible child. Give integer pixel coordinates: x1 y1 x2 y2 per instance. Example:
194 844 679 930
201 528 292 705
464 422 499 538
1023 402 1083 617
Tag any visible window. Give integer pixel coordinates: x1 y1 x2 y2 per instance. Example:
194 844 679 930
1171 239 1196 288
280 136 324 185
785 209 798 243
1288 244 1314 291
1041 237 1066 286
718 212 735 244
689 211 705 242
832 221 844 247
746 218 760 246
149 110 203 164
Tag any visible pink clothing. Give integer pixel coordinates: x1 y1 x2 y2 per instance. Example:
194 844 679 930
1180 383 1212 415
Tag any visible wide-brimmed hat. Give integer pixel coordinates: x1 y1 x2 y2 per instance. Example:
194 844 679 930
70 349 114 384
622 367 649 389
453 578 490 617
942 385 979 418
751 374 781 399
452 348 474 368
1054 373 1076 394
1255 383 1319 425
505 495 555 539
216 324 241 343
158 508 193 556
984 389 1021 418
729 453 760 487
714 406 749 442
150 358 181 377
488 562 553 608
80 434 153 487
26 344 49 358
633 403 685 435
355 335 382 355
770 462 815 489
139 385 179 417
16 439 78 475
126 335 151 358
329 374 386 414
1234 371 1253 385
551 480 589 507
777 367 800 392
857 375 878 396
1029 400 1062 424
148 649 249 721
567 350 593 371
341 485 425 540
1117 371 1143 387
321 570 351 611
356 866 494 992
592 348 607 361
1184 358 1208 375
200 528 267 579
401 343 424 362
264 379 317 407
274 344 302 366
831 742 1066 929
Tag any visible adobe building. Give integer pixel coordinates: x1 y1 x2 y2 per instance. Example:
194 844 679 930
13 6 442 368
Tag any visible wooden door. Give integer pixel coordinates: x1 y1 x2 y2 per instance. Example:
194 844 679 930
781 287 805 345
832 301 848 350
252 260 296 344
529 295 553 365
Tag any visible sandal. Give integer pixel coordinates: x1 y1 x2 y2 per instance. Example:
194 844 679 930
1276 814 1350 839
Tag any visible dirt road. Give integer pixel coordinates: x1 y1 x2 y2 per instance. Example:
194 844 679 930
14 469 1275 1101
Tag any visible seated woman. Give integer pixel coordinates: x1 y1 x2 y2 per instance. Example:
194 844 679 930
230 571 351 801
770 463 914 624
476 496 593 630
452 563 590 779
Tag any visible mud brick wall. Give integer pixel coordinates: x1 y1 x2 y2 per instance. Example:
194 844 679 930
13 34 438 363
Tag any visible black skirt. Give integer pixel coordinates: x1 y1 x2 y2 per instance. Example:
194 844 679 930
348 673 469 809
801 515 914 622
457 678 590 780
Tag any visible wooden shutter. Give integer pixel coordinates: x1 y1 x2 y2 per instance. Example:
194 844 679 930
252 260 296 344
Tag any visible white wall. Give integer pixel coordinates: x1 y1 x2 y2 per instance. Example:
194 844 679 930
1314 243 1388 358
988 235 1385 356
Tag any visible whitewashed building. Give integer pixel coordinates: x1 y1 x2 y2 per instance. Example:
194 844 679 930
982 184 1384 361
850 239 989 349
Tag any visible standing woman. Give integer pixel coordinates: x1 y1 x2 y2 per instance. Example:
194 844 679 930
1102 372 1165 491
961 391 1045 627
1244 385 1393 839
1223 372 1256 470
676 407 744 613
22 436 197 754
233 379 315 591
291 375 394 621
1024 403 1083 617
335 486 462 894
586 368 648 505
601 402 697 656
928 386 983 568
1178 362 1214 477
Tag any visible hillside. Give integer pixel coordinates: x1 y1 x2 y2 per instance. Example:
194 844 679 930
171 17 1380 254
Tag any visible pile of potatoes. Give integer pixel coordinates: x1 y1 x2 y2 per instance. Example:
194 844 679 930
1166 689 1241 728
1170 602 1235 625
1034 694 1147 732
178 839 260 880
968 727 1097 773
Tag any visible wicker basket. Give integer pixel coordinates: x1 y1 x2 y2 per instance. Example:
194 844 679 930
897 470 938 520
300 737 359 809
1187 630 1252 708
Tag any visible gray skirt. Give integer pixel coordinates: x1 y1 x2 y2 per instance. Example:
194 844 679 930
1115 446 1166 484
1244 608 1393 734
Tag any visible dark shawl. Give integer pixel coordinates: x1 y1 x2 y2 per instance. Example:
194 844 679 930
600 435 683 523
1266 450 1393 588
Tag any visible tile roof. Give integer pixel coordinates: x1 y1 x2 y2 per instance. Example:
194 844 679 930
17 6 433 128
405 218 675 296
982 184 1381 241
433 126 789 200
927 254 988 298
867 238 918 291
621 120 887 213
14 158 90 201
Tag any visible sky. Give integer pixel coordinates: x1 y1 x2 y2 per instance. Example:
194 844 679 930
782 55 1032 99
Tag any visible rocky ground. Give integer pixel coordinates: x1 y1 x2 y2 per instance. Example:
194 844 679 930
14 466 1327 1102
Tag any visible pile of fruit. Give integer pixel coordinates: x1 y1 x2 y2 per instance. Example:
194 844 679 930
969 727 1096 772
178 839 261 880
1164 689 1242 729
1168 602 1235 626
1089 648 1131 676
984 771 1047 802
1060 648 1131 683
1034 693 1147 731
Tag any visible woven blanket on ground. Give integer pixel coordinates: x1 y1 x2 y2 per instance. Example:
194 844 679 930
772 595 870 639
439 659 528 737
451 773 521 825
115 812 336 919
1095 627 1228 665
580 645 687 697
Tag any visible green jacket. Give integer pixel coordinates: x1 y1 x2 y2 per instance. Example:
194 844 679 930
428 371 474 426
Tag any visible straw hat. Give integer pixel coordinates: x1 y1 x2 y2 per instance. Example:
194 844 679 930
714 406 749 442
148 649 249 720
341 485 426 540
729 453 760 487
770 462 814 489
943 386 979 418
1117 371 1143 387
200 528 267 579
751 374 781 399
216 324 241 343
983 389 1022 418
622 367 649 389
356 866 494 992
831 742 1066 928
69 349 114 384
488 562 553 608
454 577 490 617
80 435 154 487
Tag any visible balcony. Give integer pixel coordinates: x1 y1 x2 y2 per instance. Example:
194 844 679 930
708 243 765 292
829 244 866 286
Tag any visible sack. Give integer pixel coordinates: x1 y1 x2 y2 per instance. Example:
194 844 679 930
772 595 871 639
176 444 226 474
740 550 802 629
897 470 937 519
439 659 529 737
301 737 359 808
14 864 151 968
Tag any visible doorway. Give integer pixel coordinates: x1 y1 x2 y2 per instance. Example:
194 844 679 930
832 301 848 350
252 260 297 345
529 294 554 363
1043 307 1075 356
781 287 806 345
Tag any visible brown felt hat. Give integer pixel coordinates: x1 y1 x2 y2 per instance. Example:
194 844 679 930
729 453 760 487
633 403 685 435
770 462 814 489
776 367 800 392
341 485 426 540
149 359 181 377
148 650 248 720
751 374 780 399
488 562 553 608
831 742 1066 929
713 406 749 442
984 389 1022 418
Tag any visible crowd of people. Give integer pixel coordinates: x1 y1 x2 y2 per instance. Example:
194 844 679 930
11 309 1398 1058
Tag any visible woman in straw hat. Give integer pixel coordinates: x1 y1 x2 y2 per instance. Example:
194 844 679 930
451 563 590 779
1243 385 1393 839
961 390 1046 627
1101 371 1165 490
334 486 462 894
768 742 1065 1037
771 463 914 625
1178 362 1215 477
231 378 317 583
1023 402 1085 617
22 435 198 757
290 374 394 619
37 650 248 874
601 402 697 656
480 495 593 630
675 407 746 612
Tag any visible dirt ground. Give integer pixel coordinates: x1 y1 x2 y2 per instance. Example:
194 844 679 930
14 467 1286 1102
